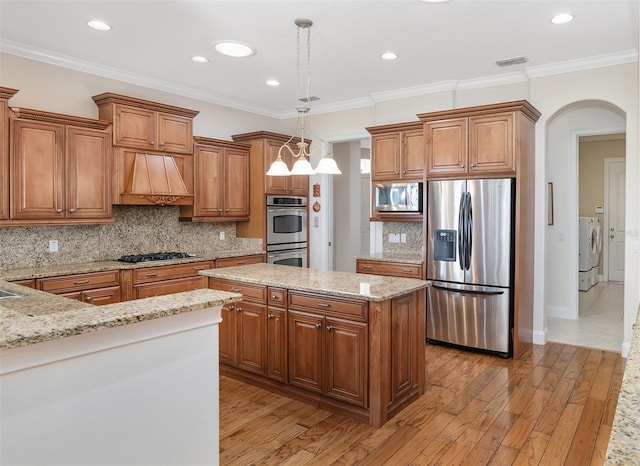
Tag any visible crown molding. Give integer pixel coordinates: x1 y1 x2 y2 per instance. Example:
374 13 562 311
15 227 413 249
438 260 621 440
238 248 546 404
525 49 638 79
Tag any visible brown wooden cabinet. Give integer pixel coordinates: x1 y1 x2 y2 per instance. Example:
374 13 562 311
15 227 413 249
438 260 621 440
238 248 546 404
36 270 120 305
0 88 18 221
92 93 198 206
419 100 541 359
179 137 250 222
356 258 424 280
366 122 424 181
267 288 288 382
8 278 35 288
5 108 112 225
122 261 212 300
420 103 538 179
231 131 310 243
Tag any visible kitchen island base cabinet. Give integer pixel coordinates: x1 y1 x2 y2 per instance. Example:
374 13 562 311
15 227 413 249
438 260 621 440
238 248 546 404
210 276 425 427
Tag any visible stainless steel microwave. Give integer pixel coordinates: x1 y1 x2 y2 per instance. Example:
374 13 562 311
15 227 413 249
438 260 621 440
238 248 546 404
374 182 422 212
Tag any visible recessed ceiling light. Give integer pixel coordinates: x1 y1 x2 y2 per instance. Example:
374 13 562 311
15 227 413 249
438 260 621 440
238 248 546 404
190 56 209 63
214 41 256 58
266 79 280 86
551 13 574 24
87 20 111 31
381 52 398 61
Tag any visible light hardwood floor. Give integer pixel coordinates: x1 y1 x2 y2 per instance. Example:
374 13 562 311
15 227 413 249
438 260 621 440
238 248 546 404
220 342 624 465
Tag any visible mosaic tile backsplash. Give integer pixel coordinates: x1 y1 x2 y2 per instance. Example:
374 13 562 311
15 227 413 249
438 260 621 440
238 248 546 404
0 206 262 269
382 222 423 255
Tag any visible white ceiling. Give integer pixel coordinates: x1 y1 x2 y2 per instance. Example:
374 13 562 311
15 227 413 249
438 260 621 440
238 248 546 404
1 0 638 118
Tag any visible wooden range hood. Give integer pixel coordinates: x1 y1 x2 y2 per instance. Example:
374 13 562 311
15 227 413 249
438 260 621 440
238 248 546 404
124 153 193 206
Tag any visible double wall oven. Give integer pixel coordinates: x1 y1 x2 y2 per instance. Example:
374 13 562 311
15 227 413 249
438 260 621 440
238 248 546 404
266 195 308 267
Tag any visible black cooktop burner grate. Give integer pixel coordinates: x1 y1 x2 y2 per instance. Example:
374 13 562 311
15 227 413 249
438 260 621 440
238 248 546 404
117 252 193 263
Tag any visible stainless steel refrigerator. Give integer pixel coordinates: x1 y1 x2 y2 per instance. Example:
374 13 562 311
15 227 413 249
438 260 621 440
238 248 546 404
426 178 514 357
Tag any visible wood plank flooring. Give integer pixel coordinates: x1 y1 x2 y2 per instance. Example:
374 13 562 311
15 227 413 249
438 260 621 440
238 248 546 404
219 343 624 465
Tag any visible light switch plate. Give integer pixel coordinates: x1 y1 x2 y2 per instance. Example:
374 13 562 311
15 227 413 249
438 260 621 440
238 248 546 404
49 240 58 252
219 231 225 240
595 206 604 214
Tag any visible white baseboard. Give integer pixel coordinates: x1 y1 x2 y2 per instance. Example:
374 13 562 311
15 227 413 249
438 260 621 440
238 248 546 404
621 342 630 358
546 305 575 319
532 329 547 345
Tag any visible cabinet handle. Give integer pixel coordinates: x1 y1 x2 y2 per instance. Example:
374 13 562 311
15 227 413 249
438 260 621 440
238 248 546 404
315 323 322 329
193 266 205 271
316 302 332 308
326 325 333 331
231 287 242 292
362 265 372 269
237 261 246 265
145 272 158 277
236 307 242 312
73 279 90 285
402 268 412 272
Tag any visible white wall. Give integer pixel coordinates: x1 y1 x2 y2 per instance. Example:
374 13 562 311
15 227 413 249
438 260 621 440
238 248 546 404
2 51 639 353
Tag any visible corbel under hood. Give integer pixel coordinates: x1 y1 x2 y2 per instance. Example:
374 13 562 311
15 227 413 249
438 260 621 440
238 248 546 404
124 153 193 206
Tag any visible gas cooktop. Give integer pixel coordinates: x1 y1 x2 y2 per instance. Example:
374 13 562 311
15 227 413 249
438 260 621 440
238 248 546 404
117 252 194 263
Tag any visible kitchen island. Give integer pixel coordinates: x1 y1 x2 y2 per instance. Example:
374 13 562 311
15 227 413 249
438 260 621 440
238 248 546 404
203 263 429 427
0 280 241 465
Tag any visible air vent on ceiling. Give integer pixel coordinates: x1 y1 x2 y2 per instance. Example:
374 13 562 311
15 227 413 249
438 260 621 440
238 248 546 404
298 96 320 103
495 56 528 67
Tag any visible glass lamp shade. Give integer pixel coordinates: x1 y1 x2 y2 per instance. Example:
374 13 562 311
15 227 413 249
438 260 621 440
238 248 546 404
266 158 291 176
290 157 316 175
315 156 342 175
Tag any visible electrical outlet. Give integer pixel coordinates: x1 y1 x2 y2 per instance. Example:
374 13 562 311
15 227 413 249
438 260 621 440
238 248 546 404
389 233 400 243
400 233 407 243
49 240 59 252
219 231 225 240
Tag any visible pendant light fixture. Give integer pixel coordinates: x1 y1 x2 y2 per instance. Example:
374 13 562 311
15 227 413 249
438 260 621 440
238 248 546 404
266 18 341 176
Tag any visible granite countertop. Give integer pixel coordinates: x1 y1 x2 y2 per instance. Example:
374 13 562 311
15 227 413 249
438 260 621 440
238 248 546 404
606 305 640 463
0 249 264 281
202 263 429 302
0 280 241 350
355 252 423 265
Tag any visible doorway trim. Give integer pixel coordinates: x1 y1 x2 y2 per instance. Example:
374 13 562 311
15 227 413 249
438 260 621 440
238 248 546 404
603 156 625 283
570 125 625 319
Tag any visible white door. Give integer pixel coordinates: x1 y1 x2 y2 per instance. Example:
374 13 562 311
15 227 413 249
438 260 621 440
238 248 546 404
605 159 625 281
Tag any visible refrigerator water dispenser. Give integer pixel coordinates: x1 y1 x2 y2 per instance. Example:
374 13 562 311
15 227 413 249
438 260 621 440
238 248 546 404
434 229 456 261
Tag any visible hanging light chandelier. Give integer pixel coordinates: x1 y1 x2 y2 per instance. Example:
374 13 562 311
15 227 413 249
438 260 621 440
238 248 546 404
266 18 341 176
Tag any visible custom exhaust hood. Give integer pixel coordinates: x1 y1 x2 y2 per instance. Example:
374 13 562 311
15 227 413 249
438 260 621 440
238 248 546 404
124 153 193 206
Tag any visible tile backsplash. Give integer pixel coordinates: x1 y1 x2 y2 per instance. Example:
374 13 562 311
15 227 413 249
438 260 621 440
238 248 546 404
0 206 262 269
382 222 423 255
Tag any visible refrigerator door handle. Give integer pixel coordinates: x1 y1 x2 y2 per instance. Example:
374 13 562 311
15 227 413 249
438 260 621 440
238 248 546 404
457 193 466 270
431 283 505 296
466 192 473 270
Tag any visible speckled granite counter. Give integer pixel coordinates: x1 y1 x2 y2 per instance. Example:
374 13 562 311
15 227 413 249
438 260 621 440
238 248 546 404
0 280 241 349
0 249 264 281
201 263 428 302
606 306 640 464
355 252 423 265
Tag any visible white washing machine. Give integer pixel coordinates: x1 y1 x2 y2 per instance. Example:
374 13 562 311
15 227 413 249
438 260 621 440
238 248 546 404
578 217 597 291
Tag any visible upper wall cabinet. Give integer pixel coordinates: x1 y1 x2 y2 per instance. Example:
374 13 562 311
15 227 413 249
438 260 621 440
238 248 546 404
419 101 541 179
179 137 251 222
92 93 199 206
0 87 18 221
4 108 113 226
366 121 424 182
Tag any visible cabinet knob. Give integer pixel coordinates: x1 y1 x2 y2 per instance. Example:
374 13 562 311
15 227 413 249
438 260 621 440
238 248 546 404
460 164 465 168
226 209 229 212
69 208 76 213
395 171 399 175
402 170 406 174
470 163 475 168
218 209 223 212
159 142 164 146
85 296 92 302
236 307 242 312
56 208 63 213
149 141 155 145
326 325 333 331
226 304 235 311
267 314 275 319
315 323 322 329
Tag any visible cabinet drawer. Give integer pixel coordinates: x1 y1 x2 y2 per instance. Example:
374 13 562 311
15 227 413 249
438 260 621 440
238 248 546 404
38 270 119 294
268 287 287 307
135 276 206 299
9 279 35 288
133 261 213 284
357 260 422 279
209 278 267 303
216 254 265 268
289 291 368 321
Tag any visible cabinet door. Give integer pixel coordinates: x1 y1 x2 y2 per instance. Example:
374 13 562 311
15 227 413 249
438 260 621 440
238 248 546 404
325 317 368 407
10 120 65 219
425 118 467 176
402 129 425 179
66 127 111 219
193 144 223 217
224 147 250 217
267 307 287 382
1 99 8 220
83 286 121 305
288 311 324 393
114 105 156 150
371 133 400 180
286 148 309 196
390 293 414 402
265 140 289 195
157 113 193 154
469 112 515 175
219 303 238 366
236 301 267 375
